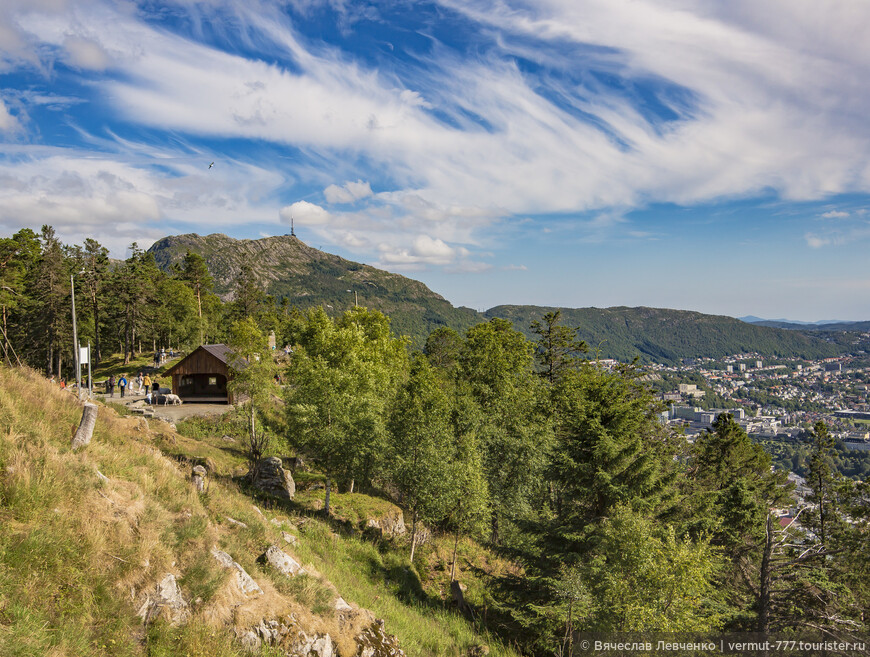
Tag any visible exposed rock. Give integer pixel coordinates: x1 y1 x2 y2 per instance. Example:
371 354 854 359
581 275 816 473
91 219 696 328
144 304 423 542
192 465 207 493
467 645 490 657
364 507 406 538
251 456 295 500
281 531 298 546
221 434 236 442
451 580 473 619
355 619 406 657
235 616 334 657
334 596 352 612
226 517 248 529
137 573 190 626
95 469 109 483
258 545 306 577
211 547 263 596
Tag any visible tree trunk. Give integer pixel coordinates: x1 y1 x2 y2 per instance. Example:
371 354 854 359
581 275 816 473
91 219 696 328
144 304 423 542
410 510 419 562
757 513 773 634
450 531 460 582
324 476 331 516
71 402 98 450
347 478 355 494
92 293 101 364
197 289 203 345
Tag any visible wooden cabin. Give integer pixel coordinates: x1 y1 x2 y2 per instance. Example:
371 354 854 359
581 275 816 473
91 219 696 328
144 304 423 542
163 344 241 404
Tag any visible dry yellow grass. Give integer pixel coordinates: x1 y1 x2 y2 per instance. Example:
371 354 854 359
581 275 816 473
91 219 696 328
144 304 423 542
0 366 519 657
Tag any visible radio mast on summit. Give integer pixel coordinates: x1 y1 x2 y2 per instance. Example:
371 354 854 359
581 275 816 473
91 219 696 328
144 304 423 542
291 215 295 237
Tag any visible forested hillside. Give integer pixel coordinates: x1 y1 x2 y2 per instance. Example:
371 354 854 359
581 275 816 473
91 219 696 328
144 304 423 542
1 225 869 654
487 305 843 362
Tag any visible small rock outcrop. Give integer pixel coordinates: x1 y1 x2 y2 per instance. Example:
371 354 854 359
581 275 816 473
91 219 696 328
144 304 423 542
191 465 207 493
451 580 473 619
137 573 190 626
251 456 295 500
211 547 263 596
258 545 306 576
364 507 406 538
355 619 406 657
237 617 334 656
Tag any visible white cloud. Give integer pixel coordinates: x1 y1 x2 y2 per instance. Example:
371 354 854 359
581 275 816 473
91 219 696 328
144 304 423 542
805 234 830 249
63 35 110 70
0 142 285 256
821 210 850 219
0 99 20 133
279 200 332 225
3 0 870 274
503 264 527 271
323 179 373 204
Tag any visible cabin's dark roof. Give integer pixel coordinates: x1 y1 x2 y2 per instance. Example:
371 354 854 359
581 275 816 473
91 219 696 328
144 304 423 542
163 344 247 377
201 344 233 364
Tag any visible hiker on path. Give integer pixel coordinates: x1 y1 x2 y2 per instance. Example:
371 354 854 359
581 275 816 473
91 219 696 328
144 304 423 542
142 374 152 396
107 374 115 397
119 374 127 398
135 372 144 394
151 377 160 403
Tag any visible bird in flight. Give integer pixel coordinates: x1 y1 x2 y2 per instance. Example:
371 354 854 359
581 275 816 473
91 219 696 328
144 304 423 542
208 162 214 169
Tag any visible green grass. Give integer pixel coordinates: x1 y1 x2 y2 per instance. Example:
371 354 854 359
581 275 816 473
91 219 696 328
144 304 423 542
0 366 521 657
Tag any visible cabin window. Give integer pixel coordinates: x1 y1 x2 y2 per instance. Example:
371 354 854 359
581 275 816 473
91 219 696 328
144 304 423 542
208 376 218 386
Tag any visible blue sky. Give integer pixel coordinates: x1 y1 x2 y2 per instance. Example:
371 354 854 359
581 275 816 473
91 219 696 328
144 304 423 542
2 0 869 321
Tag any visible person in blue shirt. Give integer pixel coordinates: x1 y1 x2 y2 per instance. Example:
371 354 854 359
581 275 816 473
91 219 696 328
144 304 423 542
119 374 128 398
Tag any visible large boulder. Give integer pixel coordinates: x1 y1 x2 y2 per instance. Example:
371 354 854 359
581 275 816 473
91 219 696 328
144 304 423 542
251 457 295 500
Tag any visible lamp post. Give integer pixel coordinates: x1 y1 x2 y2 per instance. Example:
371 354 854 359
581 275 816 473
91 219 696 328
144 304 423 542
70 274 81 399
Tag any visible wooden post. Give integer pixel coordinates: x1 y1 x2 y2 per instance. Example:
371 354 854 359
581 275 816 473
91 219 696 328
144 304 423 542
71 402 98 450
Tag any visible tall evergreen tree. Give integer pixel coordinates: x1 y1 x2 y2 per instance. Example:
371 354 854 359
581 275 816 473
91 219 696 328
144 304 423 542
30 226 70 375
530 310 588 385
230 263 265 321
176 250 213 345
79 238 109 364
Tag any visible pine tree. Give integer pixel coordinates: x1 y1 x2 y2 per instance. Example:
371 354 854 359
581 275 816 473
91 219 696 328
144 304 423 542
30 226 69 375
80 238 109 364
177 250 213 345
530 310 588 385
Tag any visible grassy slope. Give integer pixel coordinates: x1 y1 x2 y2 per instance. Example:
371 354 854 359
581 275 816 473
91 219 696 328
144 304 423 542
0 367 515 657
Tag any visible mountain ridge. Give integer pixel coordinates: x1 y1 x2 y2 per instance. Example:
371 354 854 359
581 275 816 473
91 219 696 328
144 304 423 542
148 233 850 361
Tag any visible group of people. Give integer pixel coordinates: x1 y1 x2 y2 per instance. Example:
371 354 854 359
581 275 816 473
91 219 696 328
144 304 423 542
103 372 160 400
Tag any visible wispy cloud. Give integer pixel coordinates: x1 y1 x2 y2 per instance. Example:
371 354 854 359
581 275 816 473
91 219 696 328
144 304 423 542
2 0 870 276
